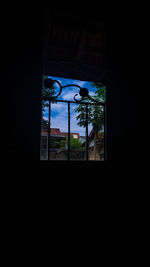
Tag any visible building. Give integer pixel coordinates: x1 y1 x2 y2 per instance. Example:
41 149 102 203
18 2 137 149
40 128 82 160
61 132 80 140
40 128 66 159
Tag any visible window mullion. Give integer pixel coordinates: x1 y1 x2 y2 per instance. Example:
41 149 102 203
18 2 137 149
48 100 51 160
86 103 89 161
68 102 71 160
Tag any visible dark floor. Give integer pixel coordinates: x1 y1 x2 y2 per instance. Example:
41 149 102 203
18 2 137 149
3 161 113 249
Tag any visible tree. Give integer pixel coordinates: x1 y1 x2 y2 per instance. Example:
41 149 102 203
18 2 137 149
42 75 55 112
42 117 49 130
70 135 83 150
58 135 83 151
75 83 106 160
41 75 56 131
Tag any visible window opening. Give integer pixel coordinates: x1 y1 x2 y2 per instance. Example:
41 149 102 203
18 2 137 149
40 75 106 161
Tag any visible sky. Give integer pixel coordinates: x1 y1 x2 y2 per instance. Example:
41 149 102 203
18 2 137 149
43 76 100 136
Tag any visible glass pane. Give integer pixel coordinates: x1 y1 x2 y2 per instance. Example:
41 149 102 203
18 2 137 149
88 104 104 161
41 75 106 161
70 103 86 160
40 100 49 160
50 101 68 160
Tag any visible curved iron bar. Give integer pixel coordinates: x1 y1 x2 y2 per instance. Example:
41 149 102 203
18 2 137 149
49 79 62 99
62 84 88 103
74 94 84 103
61 84 84 102
44 78 103 104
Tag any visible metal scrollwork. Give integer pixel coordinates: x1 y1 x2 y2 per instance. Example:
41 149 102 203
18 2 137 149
44 78 62 99
44 78 101 104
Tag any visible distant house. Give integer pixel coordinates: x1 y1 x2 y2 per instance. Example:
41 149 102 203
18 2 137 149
61 132 86 145
40 128 66 159
40 128 81 159
50 128 66 147
88 128 104 160
61 132 80 139
41 128 66 147
41 127 104 160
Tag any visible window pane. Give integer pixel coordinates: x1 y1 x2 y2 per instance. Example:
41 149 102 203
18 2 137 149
41 75 106 161
88 104 104 161
40 100 49 160
70 103 86 161
50 101 68 160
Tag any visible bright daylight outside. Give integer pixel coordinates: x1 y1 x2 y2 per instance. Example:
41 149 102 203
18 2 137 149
40 75 106 161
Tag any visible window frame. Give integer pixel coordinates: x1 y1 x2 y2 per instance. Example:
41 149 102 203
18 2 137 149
40 74 107 162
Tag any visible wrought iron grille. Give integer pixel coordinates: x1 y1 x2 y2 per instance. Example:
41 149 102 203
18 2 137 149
41 78 106 161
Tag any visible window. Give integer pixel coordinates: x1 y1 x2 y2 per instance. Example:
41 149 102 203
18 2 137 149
40 75 106 161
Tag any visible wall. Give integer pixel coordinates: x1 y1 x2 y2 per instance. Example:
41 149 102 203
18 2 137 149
2 4 142 252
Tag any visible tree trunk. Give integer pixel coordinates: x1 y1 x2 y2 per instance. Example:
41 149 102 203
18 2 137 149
94 131 97 160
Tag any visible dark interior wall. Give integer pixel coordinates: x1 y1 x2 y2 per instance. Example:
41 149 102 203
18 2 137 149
106 22 140 163
14 6 140 167
2 3 142 250
2 3 141 168
16 30 42 165
2 10 42 167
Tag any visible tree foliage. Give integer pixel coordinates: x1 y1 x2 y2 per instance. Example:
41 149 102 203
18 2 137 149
75 83 106 133
58 135 83 150
70 135 83 150
42 75 56 112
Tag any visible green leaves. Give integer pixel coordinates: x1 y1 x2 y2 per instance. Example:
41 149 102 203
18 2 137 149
70 136 83 150
75 83 106 132
91 82 106 103
59 135 83 150
42 74 56 112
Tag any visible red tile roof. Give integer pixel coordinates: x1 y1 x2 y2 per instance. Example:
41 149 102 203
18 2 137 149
50 128 62 135
41 128 80 138
41 128 62 135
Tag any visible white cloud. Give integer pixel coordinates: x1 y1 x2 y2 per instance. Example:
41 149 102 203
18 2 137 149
43 116 48 121
61 90 75 100
51 102 67 112
71 80 86 87
88 90 96 97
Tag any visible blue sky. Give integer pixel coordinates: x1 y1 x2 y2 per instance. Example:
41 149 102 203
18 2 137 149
43 76 98 136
